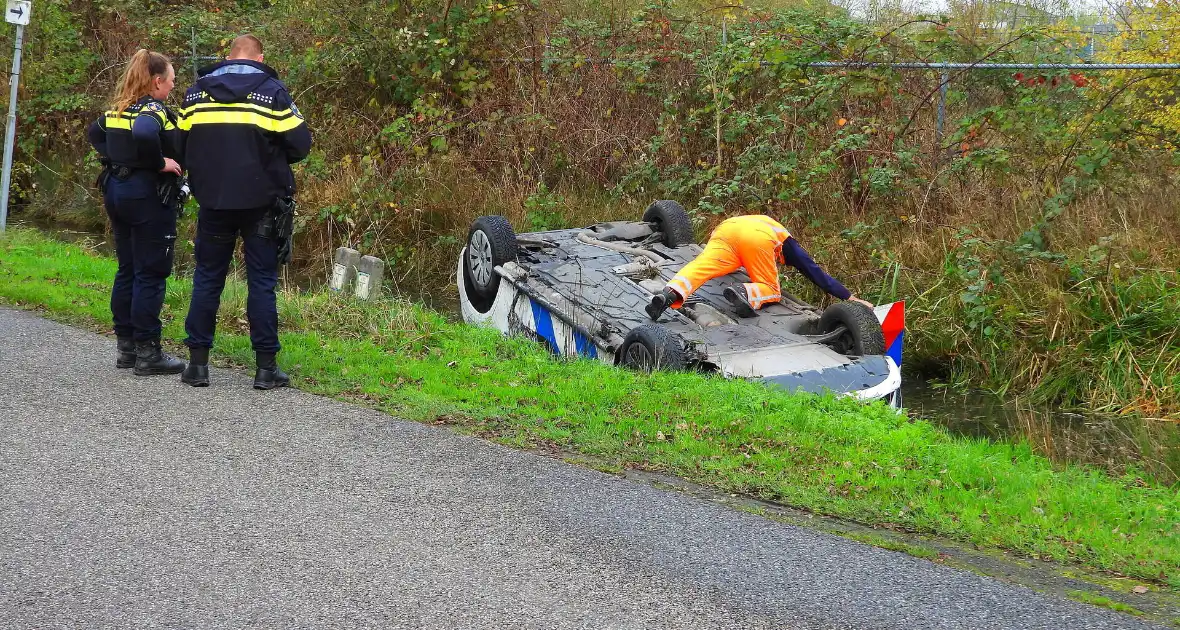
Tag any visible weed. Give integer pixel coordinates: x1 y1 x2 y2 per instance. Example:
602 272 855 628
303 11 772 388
842 532 941 561
3 228 1178 591
1066 590 1145 616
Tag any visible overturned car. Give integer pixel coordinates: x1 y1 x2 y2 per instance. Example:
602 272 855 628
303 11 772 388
457 201 906 407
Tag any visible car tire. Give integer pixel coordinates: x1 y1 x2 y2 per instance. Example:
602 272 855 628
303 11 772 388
642 200 695 247
818 301 886 356
465 216 518 300
619 324 686 371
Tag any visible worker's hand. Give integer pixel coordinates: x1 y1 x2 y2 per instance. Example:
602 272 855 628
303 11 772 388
161 158 182 175
848 295 874 309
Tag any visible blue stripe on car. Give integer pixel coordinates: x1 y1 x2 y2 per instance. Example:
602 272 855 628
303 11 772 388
530 299 559 355
573 330 598 359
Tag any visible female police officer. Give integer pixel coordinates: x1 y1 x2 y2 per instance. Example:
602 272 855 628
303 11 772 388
87 49 186 375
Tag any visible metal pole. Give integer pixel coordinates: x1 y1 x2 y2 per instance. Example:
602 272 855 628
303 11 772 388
0 23 25 232
191 27 199 78
510 58 1180 71
936 69 947 156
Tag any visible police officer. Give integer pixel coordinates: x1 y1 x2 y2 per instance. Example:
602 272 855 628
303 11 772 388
87 49 187 376
178 34 312 389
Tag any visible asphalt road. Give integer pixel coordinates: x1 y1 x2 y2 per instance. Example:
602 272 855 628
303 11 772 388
0 307 1160 629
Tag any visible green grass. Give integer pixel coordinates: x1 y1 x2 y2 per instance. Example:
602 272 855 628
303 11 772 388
2 227 1178 591
1066 590 1145 616
842 532 942 560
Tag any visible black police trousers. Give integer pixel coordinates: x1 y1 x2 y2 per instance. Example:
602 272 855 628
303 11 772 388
105 171 177 342
183 206 280 353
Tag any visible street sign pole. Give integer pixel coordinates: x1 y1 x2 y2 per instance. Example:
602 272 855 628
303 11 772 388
0 22 24 232
1 0 31 233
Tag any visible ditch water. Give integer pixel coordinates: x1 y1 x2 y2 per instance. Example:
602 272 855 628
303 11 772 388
14 220 1178 485
901 380 1179 485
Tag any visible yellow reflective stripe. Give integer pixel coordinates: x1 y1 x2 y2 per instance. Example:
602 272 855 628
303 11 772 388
105 112 176 131
669 276 694 298
743 283 780 307
104 116 132 130
179 109 304 133
180 101 295 118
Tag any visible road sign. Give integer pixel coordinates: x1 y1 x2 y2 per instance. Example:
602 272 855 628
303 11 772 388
0 1 28 232
5 0 29 25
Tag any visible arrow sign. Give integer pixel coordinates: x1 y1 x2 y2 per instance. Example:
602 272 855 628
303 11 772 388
5 0 30 25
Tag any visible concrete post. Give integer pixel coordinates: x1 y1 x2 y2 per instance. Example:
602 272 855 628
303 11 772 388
330 247 361 292
355 255 385 300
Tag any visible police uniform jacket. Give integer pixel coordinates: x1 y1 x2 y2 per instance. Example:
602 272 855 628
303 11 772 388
179 59 312 210
87 96 183 174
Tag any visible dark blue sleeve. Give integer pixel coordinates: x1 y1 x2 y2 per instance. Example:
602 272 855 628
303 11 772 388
87 118 108 158
275 89 312 165
131 113 165 170
781 237 852 300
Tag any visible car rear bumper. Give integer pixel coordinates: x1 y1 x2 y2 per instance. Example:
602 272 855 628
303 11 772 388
761 355 902 407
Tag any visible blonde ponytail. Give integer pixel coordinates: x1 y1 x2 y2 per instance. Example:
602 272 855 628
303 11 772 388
111 49 172 114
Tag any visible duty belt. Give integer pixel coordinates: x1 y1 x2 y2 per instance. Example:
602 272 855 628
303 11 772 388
109 164 135 179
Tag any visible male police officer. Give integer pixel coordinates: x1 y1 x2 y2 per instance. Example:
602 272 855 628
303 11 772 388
178 34 312 389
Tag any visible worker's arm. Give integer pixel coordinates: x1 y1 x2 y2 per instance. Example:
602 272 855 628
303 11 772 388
780 237 853 300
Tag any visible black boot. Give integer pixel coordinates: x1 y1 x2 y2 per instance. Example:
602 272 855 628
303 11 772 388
253 352 290 390
133 340 186 376
181 347 210 387
645 287 678 321
723 285 757 318
116 337 136 369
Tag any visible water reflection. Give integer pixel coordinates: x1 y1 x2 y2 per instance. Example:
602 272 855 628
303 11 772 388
902 380 1180 486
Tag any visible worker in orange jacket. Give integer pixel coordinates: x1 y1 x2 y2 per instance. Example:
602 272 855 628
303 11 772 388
646 215 873 320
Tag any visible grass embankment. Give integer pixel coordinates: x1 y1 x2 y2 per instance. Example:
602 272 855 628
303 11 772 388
2 227 1177 590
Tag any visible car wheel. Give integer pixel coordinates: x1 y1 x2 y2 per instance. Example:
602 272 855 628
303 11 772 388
619 324 686 371
818 302 886 356
642 200 695 247
465 215 518 300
